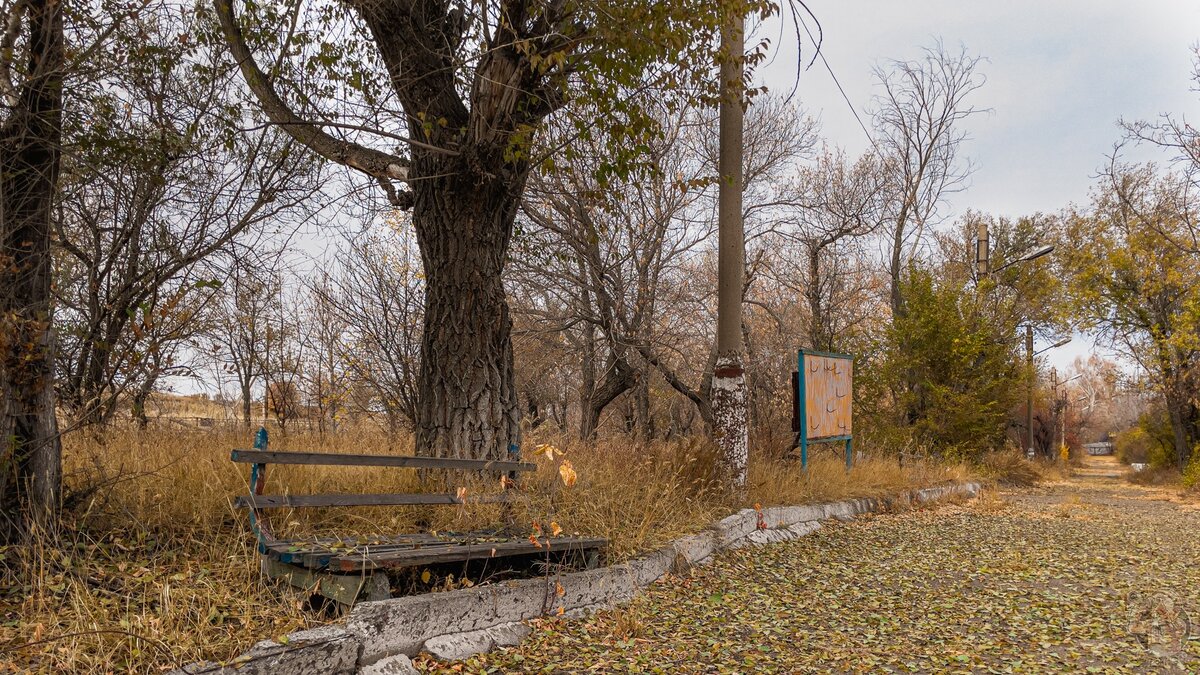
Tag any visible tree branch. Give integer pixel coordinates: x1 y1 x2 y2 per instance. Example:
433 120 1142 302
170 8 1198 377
213 0 410 183
0 0 27 108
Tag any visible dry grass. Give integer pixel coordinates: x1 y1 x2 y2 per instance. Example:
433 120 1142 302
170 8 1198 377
1052 493 1085 519
1 425 973 674
1127 464 1183 487
971 486 1010 514
976 450 1068 487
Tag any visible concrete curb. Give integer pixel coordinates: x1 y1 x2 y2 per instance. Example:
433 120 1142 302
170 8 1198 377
172 481 981 674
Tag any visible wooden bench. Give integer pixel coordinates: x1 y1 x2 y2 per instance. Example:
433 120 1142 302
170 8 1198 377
234 430 607 607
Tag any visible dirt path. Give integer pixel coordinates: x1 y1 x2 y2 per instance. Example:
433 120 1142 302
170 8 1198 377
422 456 1200 673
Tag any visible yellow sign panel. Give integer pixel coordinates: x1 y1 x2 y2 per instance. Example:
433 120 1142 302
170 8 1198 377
803 354 852 439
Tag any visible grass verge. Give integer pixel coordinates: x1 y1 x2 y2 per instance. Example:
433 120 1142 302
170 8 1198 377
1 426 972 673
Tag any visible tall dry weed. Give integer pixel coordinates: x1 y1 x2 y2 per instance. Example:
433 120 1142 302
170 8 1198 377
1 424 973 673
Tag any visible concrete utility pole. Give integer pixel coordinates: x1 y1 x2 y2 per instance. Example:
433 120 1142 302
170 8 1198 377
712 4 747 489
1026 326 1034 458
975 221 990 278
1049 369 1080 458
1051 368 1059 457
976 222 1056 459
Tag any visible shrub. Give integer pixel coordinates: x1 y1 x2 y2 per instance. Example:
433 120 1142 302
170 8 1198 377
1183 453 1200 491
1114 426 1151 464
978 450 1041 487
856 268 1023 460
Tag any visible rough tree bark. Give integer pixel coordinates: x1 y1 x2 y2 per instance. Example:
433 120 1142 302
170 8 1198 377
215 0 581 460
0 0 64 542
411 166 523 459
1161 359 1198 470
806 244 828 351
580 355 635 440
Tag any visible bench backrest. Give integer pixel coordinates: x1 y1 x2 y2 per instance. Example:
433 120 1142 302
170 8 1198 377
233 429 535 549
232 449 536 509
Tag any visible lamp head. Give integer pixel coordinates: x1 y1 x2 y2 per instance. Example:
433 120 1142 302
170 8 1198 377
1020 244 1055 263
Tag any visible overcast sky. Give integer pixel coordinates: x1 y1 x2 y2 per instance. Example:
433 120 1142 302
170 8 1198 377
759 1 1200 368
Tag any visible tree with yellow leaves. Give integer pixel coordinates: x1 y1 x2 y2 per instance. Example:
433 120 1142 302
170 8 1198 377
1059 162 1200 469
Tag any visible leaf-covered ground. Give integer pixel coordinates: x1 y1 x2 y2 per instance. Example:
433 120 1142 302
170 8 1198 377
421 456 1200 673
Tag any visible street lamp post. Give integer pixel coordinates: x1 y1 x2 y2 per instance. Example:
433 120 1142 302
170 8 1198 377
974 225 1058 458
1049 369 1082 458
1026 327 1033 457
974 221 1054 280
1026 335 1071 458
975 221 990 277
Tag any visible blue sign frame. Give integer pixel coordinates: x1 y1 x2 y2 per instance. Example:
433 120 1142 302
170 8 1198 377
797 348 854 472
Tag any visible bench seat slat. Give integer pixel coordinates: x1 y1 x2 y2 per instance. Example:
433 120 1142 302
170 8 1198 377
263 529 510 551
265 531 535 568
231 450 536 473
263 533 447 551
235 492 520 509
328 536 609 571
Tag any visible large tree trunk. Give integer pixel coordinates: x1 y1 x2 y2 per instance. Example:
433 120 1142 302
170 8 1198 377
580 354 634 440
1164 387 1193 470
0 0 64 543
240 379 252 429
806 244 827 351
214 0 568 462
412 169 522 461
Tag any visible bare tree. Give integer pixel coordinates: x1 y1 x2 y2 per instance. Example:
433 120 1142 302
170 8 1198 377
260 282 306 433
301 273 351 435
206 266 276 429
122 282 211 429
315 225 424 437
778 148 890 350
872 41 985 316
51 5 319 427
1120 45 1200 253
515 103 713 438
514 95 815 439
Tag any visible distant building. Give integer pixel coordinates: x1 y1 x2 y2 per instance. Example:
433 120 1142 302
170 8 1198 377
1083 441 1114 456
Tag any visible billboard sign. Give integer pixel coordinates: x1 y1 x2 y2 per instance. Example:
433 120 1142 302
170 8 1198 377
795 349 854 470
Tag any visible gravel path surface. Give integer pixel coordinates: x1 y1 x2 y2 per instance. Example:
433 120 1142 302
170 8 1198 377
422 456 1200 673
